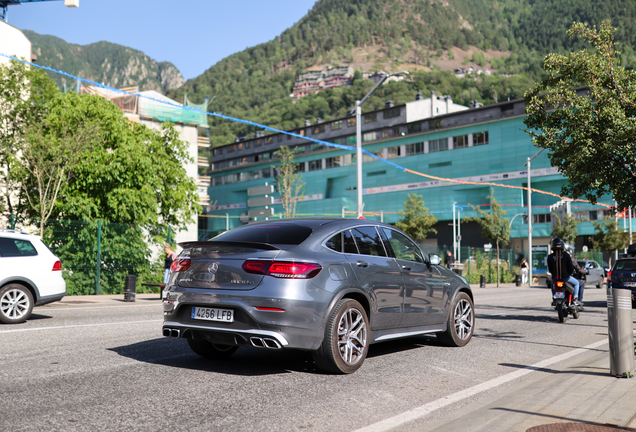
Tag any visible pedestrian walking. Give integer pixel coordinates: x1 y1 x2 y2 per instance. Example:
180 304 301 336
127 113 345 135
444 250 455 269
163 243 177 284
520 257 529 284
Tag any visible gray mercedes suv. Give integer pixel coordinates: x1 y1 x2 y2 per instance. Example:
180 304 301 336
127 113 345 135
162 219 474 374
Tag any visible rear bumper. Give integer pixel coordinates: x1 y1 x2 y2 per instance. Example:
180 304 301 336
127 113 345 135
161 285 333 350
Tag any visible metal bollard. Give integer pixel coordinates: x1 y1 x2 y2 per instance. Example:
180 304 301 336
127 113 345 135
124 275 137 302
515 274 521 287
607 287 635 377
479 274 486 288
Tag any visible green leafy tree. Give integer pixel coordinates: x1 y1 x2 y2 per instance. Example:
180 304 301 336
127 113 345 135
551 213 580 245
19 120 101 236
524 21 636 210
0 59 58 222
467 194 510 287
590 216 629 258
274 146 305 218
395 193 437 240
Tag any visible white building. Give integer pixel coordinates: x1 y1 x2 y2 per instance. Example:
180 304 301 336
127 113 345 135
405 91 469 122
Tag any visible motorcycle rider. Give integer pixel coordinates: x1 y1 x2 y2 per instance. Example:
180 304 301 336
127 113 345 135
547 237 582 307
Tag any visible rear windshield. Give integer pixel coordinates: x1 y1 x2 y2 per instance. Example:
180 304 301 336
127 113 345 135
213 223 313 245
614 259 636 271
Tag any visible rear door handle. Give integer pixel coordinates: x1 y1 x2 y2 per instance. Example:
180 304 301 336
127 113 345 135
401 265 412 271
356 261 369 268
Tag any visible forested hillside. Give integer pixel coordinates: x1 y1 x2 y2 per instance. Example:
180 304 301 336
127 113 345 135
24 30 184 92
171 0 636 148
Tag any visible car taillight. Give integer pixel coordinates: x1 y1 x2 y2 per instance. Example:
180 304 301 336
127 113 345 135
52 260 62 271
242 260 322 279
170 258 191 272
607 271 612 283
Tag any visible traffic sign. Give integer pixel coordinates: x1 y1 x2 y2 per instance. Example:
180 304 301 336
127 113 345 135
247 185 274 196
484 243 492 251
247 196 274 207
248 208 274 218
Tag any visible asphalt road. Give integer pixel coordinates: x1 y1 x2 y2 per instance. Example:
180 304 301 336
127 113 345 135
0 285 614 432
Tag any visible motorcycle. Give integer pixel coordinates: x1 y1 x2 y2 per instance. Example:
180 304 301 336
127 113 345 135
553 279 581 323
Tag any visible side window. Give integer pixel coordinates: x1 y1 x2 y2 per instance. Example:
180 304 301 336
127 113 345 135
381 228 424 263
0 238 38 257
325 230 359 254
351 227 387 257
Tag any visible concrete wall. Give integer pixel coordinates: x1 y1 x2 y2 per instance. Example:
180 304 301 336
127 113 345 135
0 21 31 64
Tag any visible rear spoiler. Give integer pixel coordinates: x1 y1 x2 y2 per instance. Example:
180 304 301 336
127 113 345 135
178 241 280 251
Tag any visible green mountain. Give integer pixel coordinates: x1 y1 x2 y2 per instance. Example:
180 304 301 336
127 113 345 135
23 30 184 92
168 0 636 148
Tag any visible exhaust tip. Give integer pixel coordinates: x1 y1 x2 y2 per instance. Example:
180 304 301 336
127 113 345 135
162 328 171 337
250 337 265 348
263 338 282 349
171 329 180 338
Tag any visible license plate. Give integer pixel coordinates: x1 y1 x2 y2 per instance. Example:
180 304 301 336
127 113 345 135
553 292 565 299
624 282 636 287
192 307 234 322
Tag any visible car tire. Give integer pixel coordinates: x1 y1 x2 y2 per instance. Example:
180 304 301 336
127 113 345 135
312 298 369 374
0 284 34 324
437 292 474 347
187 338 238 359
596 277 605 289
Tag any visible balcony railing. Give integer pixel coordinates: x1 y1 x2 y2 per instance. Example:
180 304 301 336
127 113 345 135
197 136 210 148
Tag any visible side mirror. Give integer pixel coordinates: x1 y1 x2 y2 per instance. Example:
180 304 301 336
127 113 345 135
429 253 442 266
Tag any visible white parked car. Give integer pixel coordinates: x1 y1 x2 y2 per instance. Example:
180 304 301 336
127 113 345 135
0 229 66 324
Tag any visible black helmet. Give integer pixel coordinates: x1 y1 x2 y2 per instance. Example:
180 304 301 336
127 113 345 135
551 237 564 250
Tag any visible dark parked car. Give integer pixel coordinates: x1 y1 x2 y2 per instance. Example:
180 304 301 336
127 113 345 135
608 245 636 308
162 219 474 373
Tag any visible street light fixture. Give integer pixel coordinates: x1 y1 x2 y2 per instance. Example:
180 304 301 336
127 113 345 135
524 148 544 286
353 70 409 217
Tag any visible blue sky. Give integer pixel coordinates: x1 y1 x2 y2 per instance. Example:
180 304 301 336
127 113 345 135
8 0 317 80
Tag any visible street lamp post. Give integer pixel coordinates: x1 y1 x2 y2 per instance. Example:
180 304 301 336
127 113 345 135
354 71 409 218
524 148 544 286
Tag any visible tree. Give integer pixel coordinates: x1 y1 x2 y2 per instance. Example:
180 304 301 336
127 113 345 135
524 21 636 210
551 213 580 245
395 193 437 240
31 92 199 230
590 216 629 260
467 194 510 287
274 146 305 218
19 121 100 235
0 59 58 223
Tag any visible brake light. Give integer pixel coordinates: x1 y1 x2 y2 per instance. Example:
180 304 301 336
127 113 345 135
52 261 62 271
242 260 322 279
555 281 564 290
607 271 612 283
170 258 191 272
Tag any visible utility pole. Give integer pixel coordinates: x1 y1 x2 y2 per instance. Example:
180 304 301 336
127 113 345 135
453 202 457 260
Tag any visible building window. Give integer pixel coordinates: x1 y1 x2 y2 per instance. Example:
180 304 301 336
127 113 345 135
384 107 401 119
407 122 421 134
278 134 283 142
330 137 344 145
299 129 306 137
249 170 261 180
363 131 377 142
346 135 357 145
347 117 356 127
308 159 322 171
405 142 425 155
364 112 377 123
294 163 305 173
453 134 469 149
393 127 402 137
237 143 243 151
313 124 326 134
429 138 448 153
387 146 401 159
265 136 273 144
227 144 236 153
474 131 489 145
310 143 325 152
262 168 273 178
331 120 342 131
326 156 341 168
293 145 305 153
254 139 262 147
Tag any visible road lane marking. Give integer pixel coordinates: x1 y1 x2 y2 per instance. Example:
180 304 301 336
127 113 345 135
0 320 163 334
353 338 608 432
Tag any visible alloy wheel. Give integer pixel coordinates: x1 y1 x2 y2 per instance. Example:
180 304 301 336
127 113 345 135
337 307 367 365
453 298 473 340
1 288 30 320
